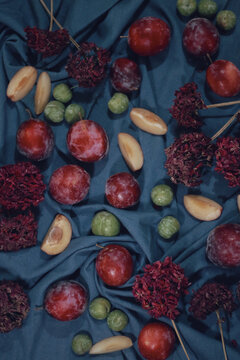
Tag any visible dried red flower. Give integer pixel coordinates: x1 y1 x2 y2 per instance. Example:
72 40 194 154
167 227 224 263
170 82 206 129
0 211 37 252
132 257 190 320
189 282 237 320
165 132 215 187
24 26 70 58
66 42 111 87
214 136 240 187
0 162 46 211
0 280 30 333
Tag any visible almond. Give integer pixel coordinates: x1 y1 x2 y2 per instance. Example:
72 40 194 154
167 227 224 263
89 336 133 354
184 194 222 221
237 195 240 211
41 214 72 255
118 132 144 171
7 66 37 102
130 108 168 135
34 71 51 115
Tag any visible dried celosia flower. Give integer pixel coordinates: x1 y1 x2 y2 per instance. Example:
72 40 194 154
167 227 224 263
189 282 237 320
132 257 190 320
0 162 46 211
0 211 38 251
24 26 70 58
170 82 206 129
0 280 30 333
66 42 111 87
165 132 215 187
215 136 240 187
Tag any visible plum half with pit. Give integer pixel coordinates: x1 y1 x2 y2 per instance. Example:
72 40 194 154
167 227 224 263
110 58 142 93
49 164 90 205
16 119 54 161
44 280 88 321
67 120 109 162
206 223 240 267
182 17 219 57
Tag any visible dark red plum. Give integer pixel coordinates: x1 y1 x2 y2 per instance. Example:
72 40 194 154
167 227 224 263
110 58 142 93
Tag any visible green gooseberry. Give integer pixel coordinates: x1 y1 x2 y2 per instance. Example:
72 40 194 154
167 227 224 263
151 184 174 207
65 103 85 124
91 211 120 237
108 92 129 114
107 309 128 332
216 10 237 31
71 333 92 355
53 83 72 103
44 101 65 123
158 216 180 240
89 297 111 320
176 0 197 17
198 0 218 18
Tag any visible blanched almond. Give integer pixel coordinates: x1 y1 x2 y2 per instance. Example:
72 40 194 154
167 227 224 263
41 214 72 255
89 336 133 354
130 108 168 135
34 71 51 115
118 132 144 171
184 195 222 221
237 195 240 211
7 66 37 102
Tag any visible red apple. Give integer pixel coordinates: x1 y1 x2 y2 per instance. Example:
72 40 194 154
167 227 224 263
16 119 54 161
110 58 142 93
67 120 109 162
183 18 219 57
128 16 171 56
96 244 133 286
49 164 90 205
105 172 141 208
206 60 240 97
44 280 88 321
206 223 240 267
138 322 175 360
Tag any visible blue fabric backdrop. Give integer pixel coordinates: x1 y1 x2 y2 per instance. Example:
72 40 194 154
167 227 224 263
0 0 240 359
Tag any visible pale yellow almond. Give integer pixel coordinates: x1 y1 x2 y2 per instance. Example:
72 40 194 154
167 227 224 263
34 71 51 115
7 66 37 102
41 214 72 255
118 132 144 171
237 195 240 211
89 336 133 354
130 108 168 135
184 195 222 221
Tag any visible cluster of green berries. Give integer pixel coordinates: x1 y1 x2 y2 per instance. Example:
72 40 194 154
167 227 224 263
177 0 237 31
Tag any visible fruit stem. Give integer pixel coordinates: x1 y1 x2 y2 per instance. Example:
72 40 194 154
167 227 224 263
206 100 240 109
120 35 128 39
206 53 213 64
171 319 191 360
39 0 80 49
25 108 32 118
49 0 53 31
215 310 228 360
96 243 104 249
211 109 240 141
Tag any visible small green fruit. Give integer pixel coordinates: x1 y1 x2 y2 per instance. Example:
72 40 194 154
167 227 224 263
108 93 129 114
151 184 174 207
158 216 180 240
198 0 218 18
91 211 120 237
72 333 92 355
53 83 72 103
89 297 111 320
216 10 237 31
65 103 85 124
177 0 197 17
44 101 65 123
107 309 128 331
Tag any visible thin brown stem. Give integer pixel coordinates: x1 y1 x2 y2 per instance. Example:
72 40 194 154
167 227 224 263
120 35 128 38
39 0 80 49
49 0 53 31
206 53 212 64
171 319 191 360
215 310 228 360
211 109 240 141
96 243 104 249
25 108 32 118
206 100 240 109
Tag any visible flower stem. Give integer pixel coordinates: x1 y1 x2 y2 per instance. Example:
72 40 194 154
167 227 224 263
215 310 228 360
39 0 80 49
211 109 240 141
171 319 191 360
49 0 53 31
206 100 240 109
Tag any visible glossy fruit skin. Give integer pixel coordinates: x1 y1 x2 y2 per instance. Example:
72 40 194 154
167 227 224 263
44 280 88 321
44 101 65 123
105 172 141 209
72 333 92 355
183 17 219 57
107 309 128 331
89 297 111 320
110 58 142 93
91 211 120 237
67 120 109 162
138 322 175 360
128 16 171 56
49 164 90 205
108 93 129 114
158 216 180 240
96 244 133 286
53 83 72 103
151 185 173 207
206 60 240 97
16 119 54 161
206 223 240 267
